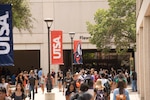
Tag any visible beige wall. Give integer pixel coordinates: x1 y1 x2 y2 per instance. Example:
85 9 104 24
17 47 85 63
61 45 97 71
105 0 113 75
136 0 150 99
13 0 109 74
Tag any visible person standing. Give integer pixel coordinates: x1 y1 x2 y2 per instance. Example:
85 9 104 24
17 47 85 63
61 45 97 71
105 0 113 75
131 68 137 92
28 70 36 100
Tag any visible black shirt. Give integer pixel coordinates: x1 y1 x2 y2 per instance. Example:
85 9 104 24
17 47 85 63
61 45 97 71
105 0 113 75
29 76 36 86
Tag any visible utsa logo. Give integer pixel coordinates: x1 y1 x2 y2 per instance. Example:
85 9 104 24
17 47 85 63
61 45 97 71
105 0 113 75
52 36 61 59
0 11 10 55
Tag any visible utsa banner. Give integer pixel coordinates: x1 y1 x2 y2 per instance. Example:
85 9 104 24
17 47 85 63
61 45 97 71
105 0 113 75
0 4 14 66
73 40 83 64
51 30 63 64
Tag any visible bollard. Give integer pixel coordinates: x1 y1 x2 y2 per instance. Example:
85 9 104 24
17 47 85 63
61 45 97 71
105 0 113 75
45 92 55 100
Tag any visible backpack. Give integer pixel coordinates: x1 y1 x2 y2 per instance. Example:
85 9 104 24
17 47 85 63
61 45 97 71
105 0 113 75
95 90 105 100
71 93 83 100
116 94 126 100
84 75 93 88
104 81 111 96
132 71 137 80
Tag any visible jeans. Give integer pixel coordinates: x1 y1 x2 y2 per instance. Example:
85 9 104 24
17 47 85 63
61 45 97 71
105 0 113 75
29 85 35 100
131 80 137 92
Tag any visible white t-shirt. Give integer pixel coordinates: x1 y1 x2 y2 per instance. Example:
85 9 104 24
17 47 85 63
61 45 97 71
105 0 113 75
100 79 108 86
0 83 8 89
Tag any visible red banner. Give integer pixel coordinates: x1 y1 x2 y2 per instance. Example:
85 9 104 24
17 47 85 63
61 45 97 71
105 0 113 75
51 30 63 64
73 40 83 64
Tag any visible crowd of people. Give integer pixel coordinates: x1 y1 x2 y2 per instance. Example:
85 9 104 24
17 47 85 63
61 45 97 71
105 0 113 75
60 67 137 100
0 67 137 100
0 68 44 100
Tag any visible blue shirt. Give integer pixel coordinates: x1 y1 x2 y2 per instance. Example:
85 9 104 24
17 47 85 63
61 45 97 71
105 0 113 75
113 88 130 100
38 70 42 78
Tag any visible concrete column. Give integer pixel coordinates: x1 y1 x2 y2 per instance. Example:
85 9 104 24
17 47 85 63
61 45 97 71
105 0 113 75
139 27 144 100
143 16 150 100
41 33 49 75
135 31 139 92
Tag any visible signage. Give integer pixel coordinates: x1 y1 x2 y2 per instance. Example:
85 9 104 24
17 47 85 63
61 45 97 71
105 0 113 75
0 4 14 66
73 40 83 64
51 30 63 64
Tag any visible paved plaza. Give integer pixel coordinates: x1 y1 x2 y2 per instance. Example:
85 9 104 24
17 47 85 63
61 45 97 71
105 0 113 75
24 86 140 100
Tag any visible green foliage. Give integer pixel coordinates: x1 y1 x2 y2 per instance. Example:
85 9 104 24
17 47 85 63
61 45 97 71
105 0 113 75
86 0 136 54
83 52 95 59
0 0 33 32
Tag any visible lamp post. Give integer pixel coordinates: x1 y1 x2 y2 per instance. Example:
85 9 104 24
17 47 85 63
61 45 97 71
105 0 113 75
69 32 75 75
44 18 53 92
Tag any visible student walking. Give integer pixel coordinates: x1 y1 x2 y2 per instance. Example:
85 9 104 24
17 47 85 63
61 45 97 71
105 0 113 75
28 70 36 100
40 74 45 94
11 83 26 100
113 79 130 100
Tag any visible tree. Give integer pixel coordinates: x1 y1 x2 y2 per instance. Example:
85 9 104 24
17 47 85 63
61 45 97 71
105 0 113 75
0 0 33 32
86 0 136 54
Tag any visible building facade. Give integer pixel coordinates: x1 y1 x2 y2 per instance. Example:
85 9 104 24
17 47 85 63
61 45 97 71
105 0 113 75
136 0 150 100
12 0 109 74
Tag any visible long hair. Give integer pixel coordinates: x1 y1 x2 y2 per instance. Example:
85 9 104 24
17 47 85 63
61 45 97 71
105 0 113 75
117 79 125 94
15 83 24 93
66 82 76 92
95 79 104 90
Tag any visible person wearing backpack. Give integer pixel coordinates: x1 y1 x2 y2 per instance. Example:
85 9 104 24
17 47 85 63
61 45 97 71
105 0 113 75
84 70 94 96
94 79 105 100
84 70 94 89
70 83 92 100
131 68 137 92
113 79 130 100
99 73 111 100
113 70 127 90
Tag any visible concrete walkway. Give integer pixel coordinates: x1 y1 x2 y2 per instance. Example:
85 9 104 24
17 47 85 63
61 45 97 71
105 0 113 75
24 86 139 100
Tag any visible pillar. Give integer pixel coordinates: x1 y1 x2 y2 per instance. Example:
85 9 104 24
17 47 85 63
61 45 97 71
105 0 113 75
139 27 144 100
135 31 139 92
143 16 150 100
